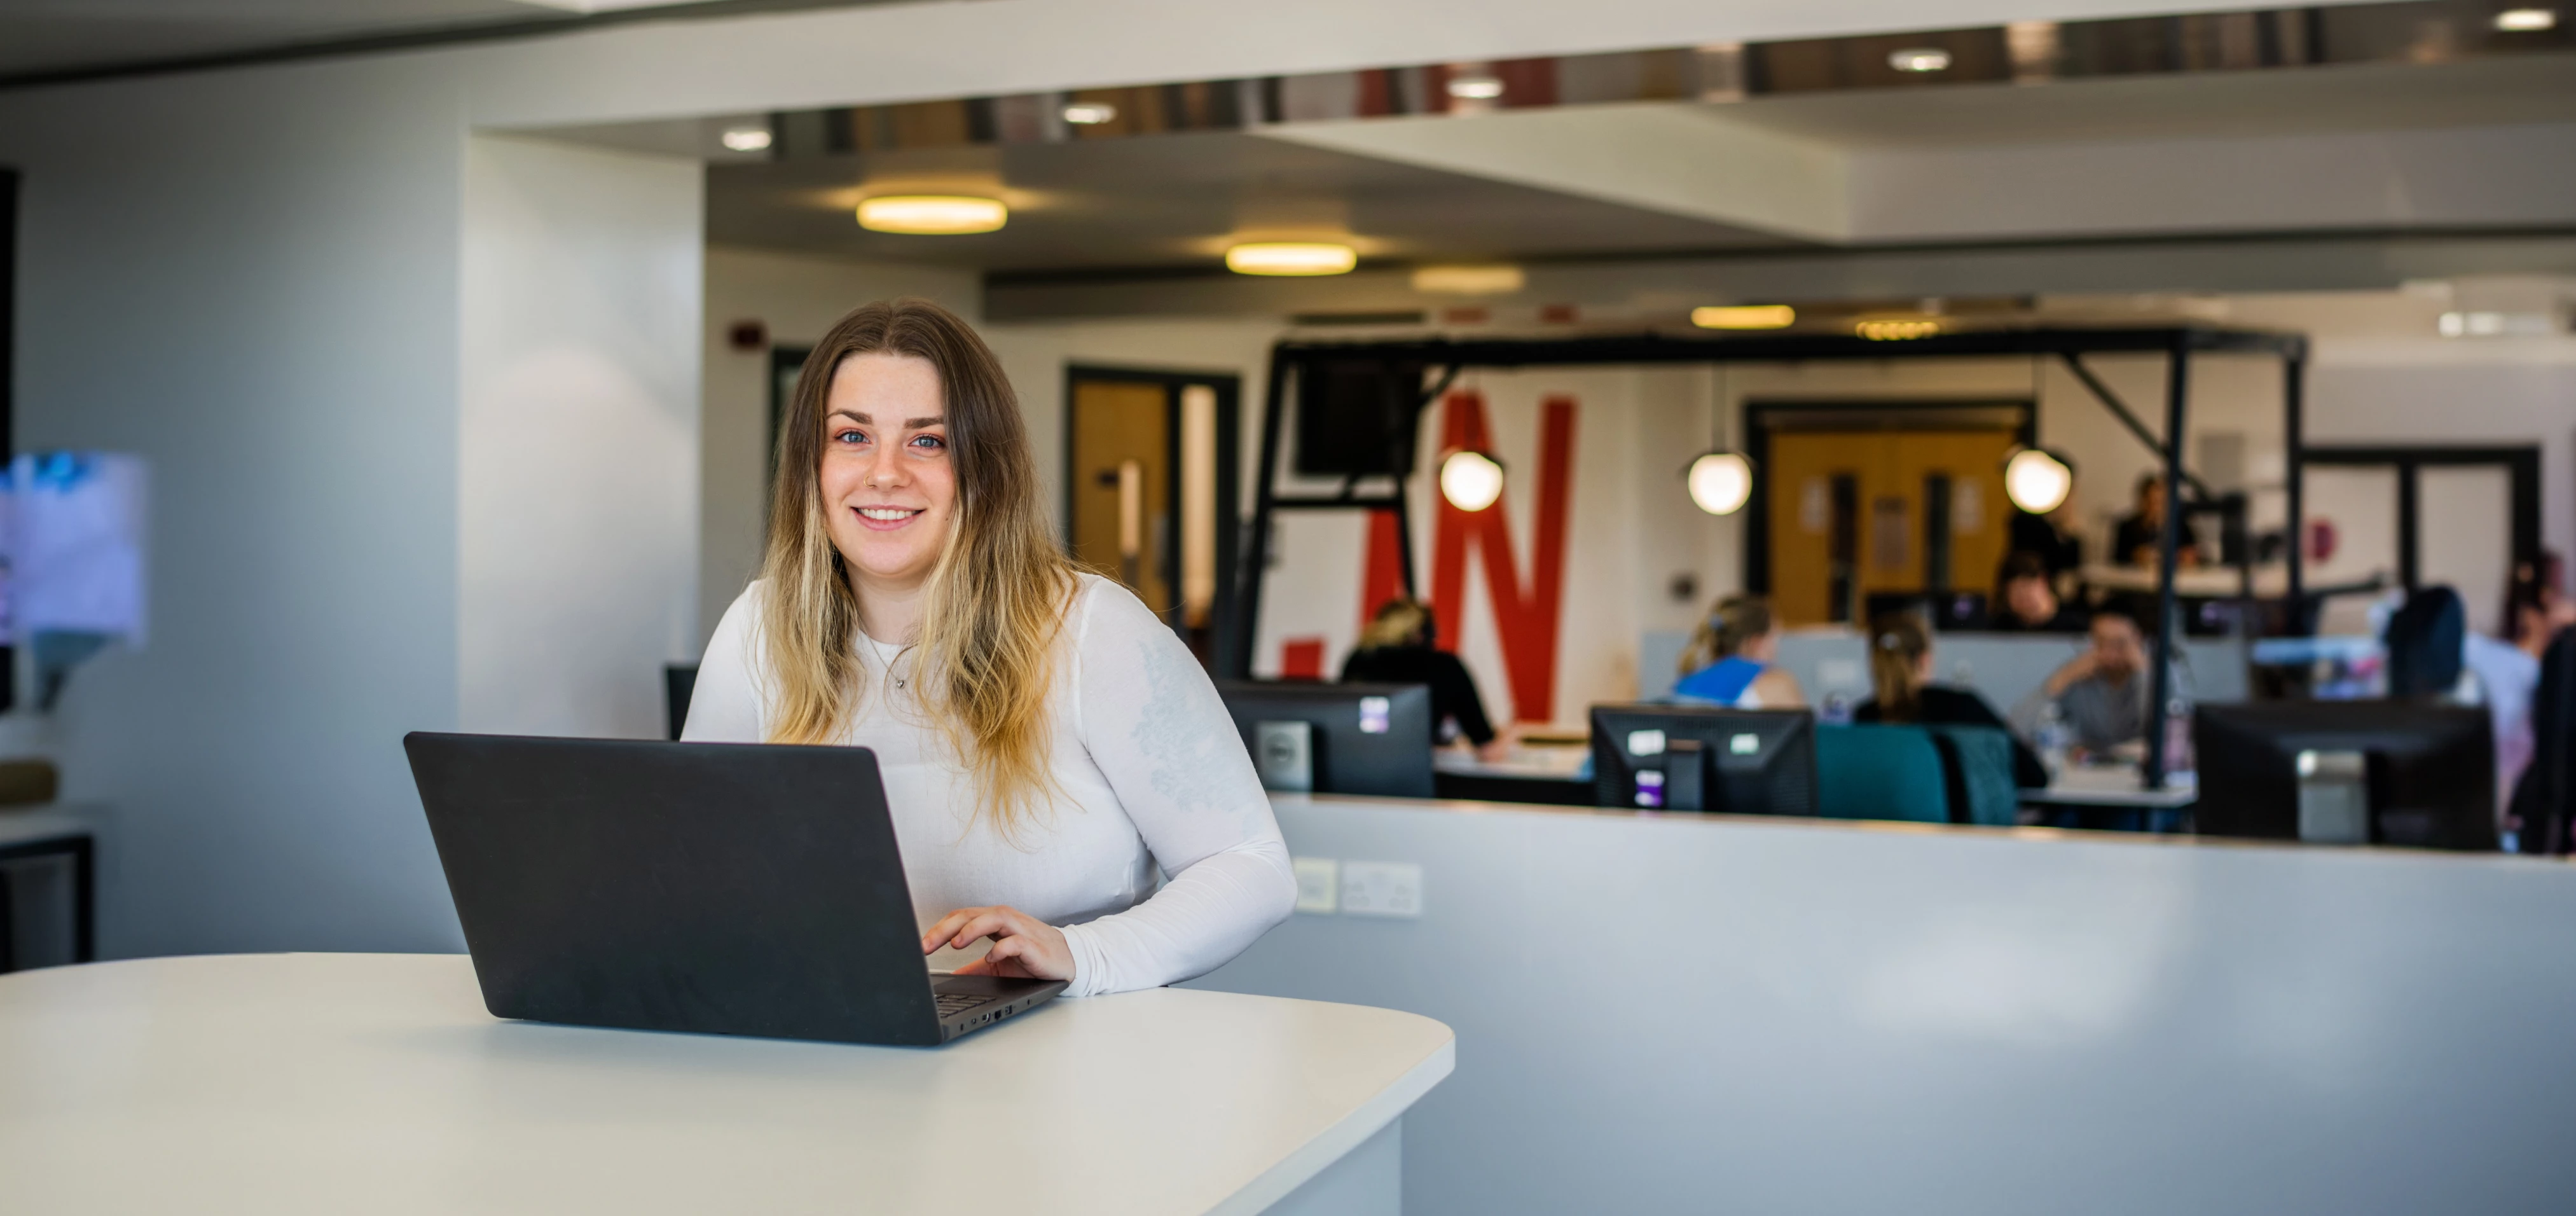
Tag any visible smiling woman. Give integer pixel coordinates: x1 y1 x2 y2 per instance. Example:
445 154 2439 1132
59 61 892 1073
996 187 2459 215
682 299 1295 996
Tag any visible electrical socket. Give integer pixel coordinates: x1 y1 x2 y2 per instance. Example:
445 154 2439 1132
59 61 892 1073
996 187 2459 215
1339 860 1423 918
1291 857 1339 915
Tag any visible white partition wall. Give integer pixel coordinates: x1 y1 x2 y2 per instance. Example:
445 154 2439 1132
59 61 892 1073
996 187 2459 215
1192 798 2576 1215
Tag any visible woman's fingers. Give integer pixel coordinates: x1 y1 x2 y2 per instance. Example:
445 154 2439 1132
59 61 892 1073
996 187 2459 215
920 905 1030 953
921 904 1075 982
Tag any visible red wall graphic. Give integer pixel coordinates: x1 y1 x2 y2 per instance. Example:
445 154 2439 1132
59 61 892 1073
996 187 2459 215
1357 391 1578 722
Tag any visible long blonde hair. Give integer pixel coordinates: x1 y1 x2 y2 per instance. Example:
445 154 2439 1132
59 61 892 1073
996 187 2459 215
759 298 1073 836
1678 595 1772 675
1358 598 1432 651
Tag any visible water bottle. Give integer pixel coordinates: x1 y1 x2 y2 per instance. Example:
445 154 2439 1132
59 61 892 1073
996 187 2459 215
2162 698 2194 774
2035 701 2070 777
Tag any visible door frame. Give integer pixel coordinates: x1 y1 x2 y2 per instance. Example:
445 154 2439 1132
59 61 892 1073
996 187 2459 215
1743 398 2036 597
2299 444 2541 595
1062 364 1243 646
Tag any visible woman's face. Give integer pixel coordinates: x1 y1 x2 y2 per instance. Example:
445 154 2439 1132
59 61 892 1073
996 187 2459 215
818 353 956 593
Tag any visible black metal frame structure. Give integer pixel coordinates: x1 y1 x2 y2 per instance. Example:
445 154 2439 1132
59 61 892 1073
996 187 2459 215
2299 445 2542 610
1229 324 2311 792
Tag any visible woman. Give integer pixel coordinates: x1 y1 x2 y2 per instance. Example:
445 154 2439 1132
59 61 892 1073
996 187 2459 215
1341 598 1509 761
684 298 1294 996
1673 595 1805 708
1854 614 2048 788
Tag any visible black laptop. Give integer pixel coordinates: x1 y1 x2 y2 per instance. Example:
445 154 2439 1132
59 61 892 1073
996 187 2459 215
403 733 1064 1047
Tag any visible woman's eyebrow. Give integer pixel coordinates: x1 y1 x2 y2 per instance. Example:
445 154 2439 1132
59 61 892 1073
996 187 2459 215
904 416 943 429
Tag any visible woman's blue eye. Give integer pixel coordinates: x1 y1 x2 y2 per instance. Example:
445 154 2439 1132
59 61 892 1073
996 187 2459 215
911 434 946 450
834 429 865 444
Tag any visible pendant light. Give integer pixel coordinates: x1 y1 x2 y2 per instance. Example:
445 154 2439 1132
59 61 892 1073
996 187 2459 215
1438 448 1505 512
2004 447 2076 514
1686 367 1753 516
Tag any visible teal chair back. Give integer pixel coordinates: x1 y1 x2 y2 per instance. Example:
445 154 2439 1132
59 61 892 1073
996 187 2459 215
1925 725 2022 827
1812 724 1949 824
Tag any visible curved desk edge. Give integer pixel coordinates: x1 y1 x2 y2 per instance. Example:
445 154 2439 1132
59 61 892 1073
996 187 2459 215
1208 1021 1454 1216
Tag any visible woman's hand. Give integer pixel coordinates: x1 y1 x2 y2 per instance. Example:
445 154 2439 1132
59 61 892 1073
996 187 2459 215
922 905 1075 982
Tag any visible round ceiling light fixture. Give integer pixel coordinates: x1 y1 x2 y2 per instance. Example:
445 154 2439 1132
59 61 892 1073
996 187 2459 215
2495 7 2557 29
857 195 1008 235
1438 448 1506 512
1225 242 1358 276
1063 100 1119 125
2003 447 2076 515
1686 451 1754 516
1888 46 1953 72
1446 73 1505 100
1691 304 1796 330
719 126 773 152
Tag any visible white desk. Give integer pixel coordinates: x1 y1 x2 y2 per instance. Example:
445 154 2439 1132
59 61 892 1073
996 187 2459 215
2020 764 2198 810
0 953 1452 1215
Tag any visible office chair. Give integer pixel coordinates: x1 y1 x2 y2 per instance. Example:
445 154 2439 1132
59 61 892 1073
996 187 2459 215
1925 726 2022 827
1814 725 1949 824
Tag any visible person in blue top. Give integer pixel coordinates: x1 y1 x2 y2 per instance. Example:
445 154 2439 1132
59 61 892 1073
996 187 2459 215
1673 594 1806 708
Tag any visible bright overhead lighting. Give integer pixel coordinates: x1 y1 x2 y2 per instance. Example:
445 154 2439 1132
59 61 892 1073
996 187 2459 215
2003 448 2075 515
1447 74 1505 100
1889 47 1953 72
1063 101 1119 125
1225 242 1357 276
1686 452 1754 516
1857 317 1941 340
1693 305 1795 330
856 195 1008 235
719 126 772 152
1438 449 1506 512
1412 265 1524 295
2495 7 2557 29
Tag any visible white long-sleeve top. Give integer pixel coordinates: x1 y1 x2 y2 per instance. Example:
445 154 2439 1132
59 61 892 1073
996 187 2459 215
683 573 1295 997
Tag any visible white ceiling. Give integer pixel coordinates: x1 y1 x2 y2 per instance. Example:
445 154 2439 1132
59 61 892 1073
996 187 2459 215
0 0 705 78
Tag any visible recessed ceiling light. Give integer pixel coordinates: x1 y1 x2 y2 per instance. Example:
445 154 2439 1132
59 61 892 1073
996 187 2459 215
1857 317 1942 340
857 195 1008 235
1692 305 1796 329
1225 242 1357 276
1412 265 1524 294
1888 47 1953 73
2495 7 2557 29
1063 101 1118 125
1447 74 1505 100
719 127 772 152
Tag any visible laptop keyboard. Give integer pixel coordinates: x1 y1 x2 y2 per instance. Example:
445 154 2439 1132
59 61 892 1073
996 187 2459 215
934 993 991 1018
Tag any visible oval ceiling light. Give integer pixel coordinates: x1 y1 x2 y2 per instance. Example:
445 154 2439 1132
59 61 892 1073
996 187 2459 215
1857 317 1941 341
2495 7 2556 29
1691 304 1795 330
1686 451 1754 516
2003 448 2076 515
1447 74 1505 100
719 126 773 152
1889 47 1953 72
1226 242 1357 276
1063 100 1119 125
857 195 1008 235
1438 448 1506 512
1412 265 1524 295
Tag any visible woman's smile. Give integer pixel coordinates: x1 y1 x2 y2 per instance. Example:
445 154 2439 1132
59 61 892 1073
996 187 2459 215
853 504 925 529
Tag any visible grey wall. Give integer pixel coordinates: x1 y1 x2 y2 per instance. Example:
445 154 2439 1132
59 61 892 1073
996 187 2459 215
1194 797 2576 1216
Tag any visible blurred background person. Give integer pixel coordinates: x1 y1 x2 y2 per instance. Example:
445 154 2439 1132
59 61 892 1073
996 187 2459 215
1342 597 1508 762
1855 614 2048 787
1674 594 1807 709
2015 610 2187 762
1990 551 2089 633
2112 473 2201 569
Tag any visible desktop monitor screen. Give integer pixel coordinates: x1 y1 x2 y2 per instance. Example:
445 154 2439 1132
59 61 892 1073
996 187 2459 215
1215 681 1435 799
2193 702 2495 850
1589 705 1817 815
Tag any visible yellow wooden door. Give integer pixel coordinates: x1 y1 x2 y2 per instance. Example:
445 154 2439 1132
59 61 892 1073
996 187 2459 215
1070 380 1173 614
1767 427 2018 626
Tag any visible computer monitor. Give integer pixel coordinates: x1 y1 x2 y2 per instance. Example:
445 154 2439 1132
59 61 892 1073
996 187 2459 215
1215 681 1435 799
1588 705 1817 815
2193 702 2495 850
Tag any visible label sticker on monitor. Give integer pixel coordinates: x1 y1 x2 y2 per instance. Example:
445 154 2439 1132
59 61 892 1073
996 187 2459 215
1730 733 1760 756
1358 696 1392 735
1627 729 1667 757
1634 768 1665 808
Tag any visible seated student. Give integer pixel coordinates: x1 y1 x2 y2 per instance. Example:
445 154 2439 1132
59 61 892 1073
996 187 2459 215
1340 598 1509 762
685 298 1293 995
1855 614 2049 787
2014 609 2187 760
2467 552 2576 822
1990 551 2090 633
2112 473 2203 569
1674 594 1807 708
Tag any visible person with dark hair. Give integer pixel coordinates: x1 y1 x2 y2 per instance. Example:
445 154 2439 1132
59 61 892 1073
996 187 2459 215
2015 610 2189 759
2111 473 2201 569
1673 594 1807 708
1854 614 2048 787
1340 597 1507 761
2385 585 2468 700
1991 551 2090 633
2467 551 2576 824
